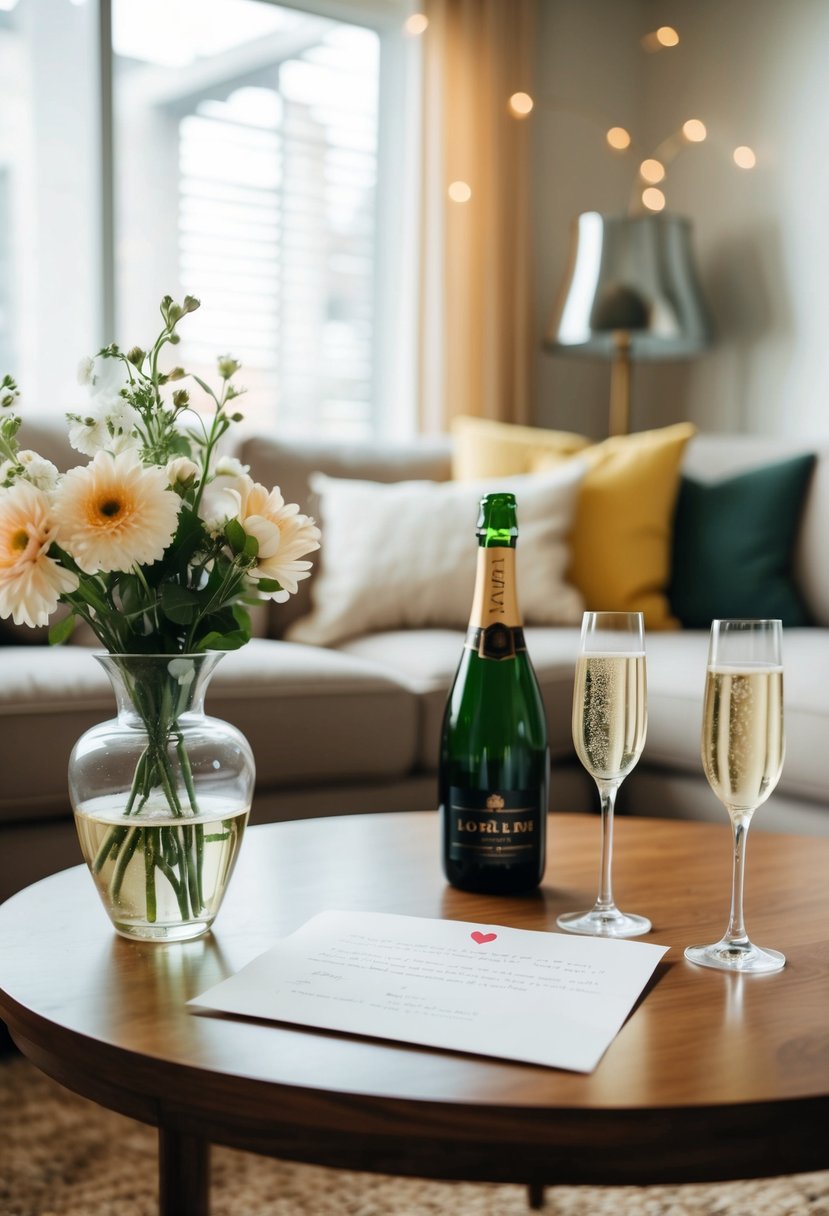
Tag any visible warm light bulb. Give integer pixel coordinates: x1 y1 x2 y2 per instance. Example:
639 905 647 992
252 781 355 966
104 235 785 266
733 145 756 169
640 158 665 184
642 187 666 211
448 180 472 203
641 26 679 51
682 119 707 143
403 12 428 36
508 92 534 117
606 126 631 151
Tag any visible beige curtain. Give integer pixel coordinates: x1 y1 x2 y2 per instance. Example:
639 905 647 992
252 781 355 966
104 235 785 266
417 0 537 435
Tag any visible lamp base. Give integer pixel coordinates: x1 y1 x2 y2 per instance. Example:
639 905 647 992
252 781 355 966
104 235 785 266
608 333 632 436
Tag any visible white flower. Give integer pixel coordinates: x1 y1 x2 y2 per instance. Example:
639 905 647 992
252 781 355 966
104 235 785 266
0 481 79 627
67 397 140 458
197 471 250 535
166 456 200 488
88 354 129 402
213 455 249 478
54 449 181 574
0 450 59 492
237 481 321 599
18 450 60 493
77 356 95 386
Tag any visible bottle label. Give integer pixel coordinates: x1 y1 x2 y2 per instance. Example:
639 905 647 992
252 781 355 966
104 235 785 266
468 549 521 630
465 624 526 661
447 788 542 865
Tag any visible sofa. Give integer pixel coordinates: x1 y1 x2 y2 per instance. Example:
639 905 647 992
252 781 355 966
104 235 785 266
1 416 828 905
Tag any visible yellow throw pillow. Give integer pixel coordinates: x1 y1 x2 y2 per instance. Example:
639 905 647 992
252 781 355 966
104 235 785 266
451 416 696 632
451 415 590 481
533 422 696 631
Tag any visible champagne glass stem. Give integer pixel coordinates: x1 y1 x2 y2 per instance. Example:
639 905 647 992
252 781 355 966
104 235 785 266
724 813 751 947
595 780 619 912
685 805 782 971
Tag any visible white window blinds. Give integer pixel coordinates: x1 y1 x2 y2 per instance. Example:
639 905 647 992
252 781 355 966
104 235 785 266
114 1 381 438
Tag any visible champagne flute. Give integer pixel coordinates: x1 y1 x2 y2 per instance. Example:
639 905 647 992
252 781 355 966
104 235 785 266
685 619 786 973
557 611 650 937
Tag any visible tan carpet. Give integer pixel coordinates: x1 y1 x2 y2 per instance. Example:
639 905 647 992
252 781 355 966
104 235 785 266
1 1053 828 1215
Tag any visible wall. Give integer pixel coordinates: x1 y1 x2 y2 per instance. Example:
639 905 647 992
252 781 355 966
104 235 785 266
532 0 829 440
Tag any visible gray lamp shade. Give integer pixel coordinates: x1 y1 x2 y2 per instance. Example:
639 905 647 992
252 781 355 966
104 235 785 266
545 211 713 360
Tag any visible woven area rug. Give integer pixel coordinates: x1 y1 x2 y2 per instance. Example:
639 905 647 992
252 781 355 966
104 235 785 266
2 1054 829 1216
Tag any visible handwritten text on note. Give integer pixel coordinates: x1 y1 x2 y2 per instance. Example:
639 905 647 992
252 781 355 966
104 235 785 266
189 910 668 1072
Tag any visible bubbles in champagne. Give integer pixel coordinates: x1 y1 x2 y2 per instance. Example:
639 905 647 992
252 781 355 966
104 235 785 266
573 654 647 782
702 667 784 815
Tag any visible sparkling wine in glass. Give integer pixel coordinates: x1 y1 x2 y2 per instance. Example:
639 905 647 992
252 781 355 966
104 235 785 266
557 611 650 938
685 618 785 973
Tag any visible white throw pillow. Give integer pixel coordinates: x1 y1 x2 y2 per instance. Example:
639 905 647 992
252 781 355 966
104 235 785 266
286 463 586 646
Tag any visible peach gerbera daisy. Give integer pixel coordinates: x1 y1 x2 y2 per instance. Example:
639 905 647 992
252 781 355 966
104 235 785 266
0 481 79 626
237 481 321 600
54 449 181 574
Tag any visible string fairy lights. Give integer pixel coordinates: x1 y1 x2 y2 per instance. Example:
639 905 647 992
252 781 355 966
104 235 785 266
403 12 755 212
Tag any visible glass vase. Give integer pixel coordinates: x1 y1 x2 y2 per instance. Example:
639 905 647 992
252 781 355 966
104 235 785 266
69 652 255 942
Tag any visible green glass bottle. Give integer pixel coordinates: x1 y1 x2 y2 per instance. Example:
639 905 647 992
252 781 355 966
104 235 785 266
439 492 549 893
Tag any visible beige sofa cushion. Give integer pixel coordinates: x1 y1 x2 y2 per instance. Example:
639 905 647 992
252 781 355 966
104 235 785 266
641 628 829 806
0 639 420 820
238 434 453 637
338 626 583 770
287 464 586 647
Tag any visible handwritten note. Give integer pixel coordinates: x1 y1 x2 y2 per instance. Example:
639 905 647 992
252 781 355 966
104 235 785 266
189 910 668 1072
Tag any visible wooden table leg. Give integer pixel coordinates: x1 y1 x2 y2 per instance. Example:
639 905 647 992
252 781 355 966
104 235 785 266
527 1182 545 1209
159 1126 210 1216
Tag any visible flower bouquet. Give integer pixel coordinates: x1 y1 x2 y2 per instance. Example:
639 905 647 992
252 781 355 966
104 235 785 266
0 295 321 939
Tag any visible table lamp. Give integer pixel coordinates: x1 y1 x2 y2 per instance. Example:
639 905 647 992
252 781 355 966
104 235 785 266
544 211 713 435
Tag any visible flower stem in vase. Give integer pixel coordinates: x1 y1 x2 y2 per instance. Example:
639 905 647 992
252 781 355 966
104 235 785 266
70 653 254 941
0 294 323 941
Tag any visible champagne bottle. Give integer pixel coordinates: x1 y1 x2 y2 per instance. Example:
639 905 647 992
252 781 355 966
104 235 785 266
439 492 549 893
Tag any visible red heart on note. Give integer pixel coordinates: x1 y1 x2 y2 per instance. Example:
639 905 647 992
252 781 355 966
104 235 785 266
471 931 497 944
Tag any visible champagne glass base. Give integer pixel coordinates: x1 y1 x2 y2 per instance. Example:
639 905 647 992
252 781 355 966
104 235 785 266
556 908 652 939
684 941 786 973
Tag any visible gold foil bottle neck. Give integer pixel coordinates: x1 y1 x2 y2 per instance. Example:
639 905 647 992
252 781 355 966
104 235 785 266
468 547 521 629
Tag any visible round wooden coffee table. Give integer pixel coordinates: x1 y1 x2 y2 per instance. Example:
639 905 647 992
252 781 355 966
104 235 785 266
2 811 829 1216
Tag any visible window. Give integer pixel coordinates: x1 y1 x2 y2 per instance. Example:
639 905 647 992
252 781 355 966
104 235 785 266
114 0 409 439
0 0 416 438
0 0 103 414
0 169 11 373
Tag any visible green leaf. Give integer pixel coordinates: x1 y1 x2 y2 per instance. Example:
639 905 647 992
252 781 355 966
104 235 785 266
115 574 147 619
203 561 229 595
253 577 282 594
49 612 77 646
167 432 192 458
154 507 206 581
231 604 252 636
196 629 249 652
191 374 218 402
160 584 200 625
202 606 238 634
224 518 247 555
243 532 259 560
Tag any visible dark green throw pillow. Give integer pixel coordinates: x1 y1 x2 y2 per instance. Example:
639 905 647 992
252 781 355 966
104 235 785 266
669 453 816 629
